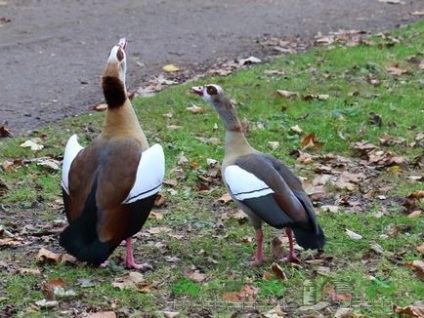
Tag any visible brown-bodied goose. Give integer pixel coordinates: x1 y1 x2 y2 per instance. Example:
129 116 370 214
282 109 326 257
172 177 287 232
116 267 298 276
192 84 325 265
60 38 165 269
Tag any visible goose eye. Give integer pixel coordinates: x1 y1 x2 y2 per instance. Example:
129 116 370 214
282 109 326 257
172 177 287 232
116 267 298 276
206 86 217 95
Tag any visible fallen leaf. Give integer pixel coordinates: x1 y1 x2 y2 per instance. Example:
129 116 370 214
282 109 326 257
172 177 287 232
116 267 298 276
320 205 339 213
379 0 405 3
186 104 204 114
268 141 279 150
264 70 286 76
239 56 261 65
36 157 60 171
393 304 424 317
154 194 167 207
410 11 424 16
188 270 207 283
346 228 363 240
90 103 108 111
159 311 179 318
271 263 287 280
18 268 42 275
2 160 15 172
229 209 248 220
217 192 233 204
263 304 286 318
277 89 298 99
370 241 384 254
385 64 411 76
20 139 44 151
87 311 117 318
35 299 58 308
290 125 303 134
417 243 424 256
335 307 353 318
0 123 13 138
163 64 180 72
300 133 323 150
36 248 61 263
149 211 163 220
404 260 424 281
112 272 145 290
408 211 422 218
146 227 172 234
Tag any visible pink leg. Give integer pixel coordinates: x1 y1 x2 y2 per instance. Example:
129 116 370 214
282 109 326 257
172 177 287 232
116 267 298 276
125 238 146 270
286 228 300 263
250 228 264 266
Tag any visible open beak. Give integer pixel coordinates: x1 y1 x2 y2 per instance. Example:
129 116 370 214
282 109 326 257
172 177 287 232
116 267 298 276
191 86 204 96
118 38 128 52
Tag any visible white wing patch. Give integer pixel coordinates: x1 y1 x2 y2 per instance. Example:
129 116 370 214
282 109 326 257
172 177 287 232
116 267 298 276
61 134 84 194
124 143 165 204
224 165 274 201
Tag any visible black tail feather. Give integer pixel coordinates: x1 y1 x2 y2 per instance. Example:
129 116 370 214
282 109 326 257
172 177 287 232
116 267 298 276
60 172 113 264
292 226 325 250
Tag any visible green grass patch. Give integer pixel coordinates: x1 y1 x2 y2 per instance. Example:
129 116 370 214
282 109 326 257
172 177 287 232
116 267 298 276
1 20 423 317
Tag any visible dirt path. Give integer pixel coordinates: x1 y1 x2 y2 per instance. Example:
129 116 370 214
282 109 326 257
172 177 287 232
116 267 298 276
1 0 423 135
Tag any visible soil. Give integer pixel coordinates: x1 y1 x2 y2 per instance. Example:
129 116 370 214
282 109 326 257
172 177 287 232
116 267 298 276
1 0 423 136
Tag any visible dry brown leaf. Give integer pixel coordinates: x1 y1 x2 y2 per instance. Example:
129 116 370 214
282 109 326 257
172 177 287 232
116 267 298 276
154 194 167 207
405 260 424 281
222 291 241 302
149 211 163 220
393 304 424 317
20 139 44 151
112 272 145 290
222 285 259 302
87 311 117 318
385 64 411 76
334 307 353 318
60 253 78 265
271 262 287 280
146 227 172 235
408 211 422 218
188 270 207 283
277 89 298 99
90 103 108 111
186 104 204 114
411 11 424 16
18 268 42 275
229 209 248 220
2 160 15 172
264 304 286 317
409 191 424 199
36 248 61 263
417 243 424 256
300 133 323 150
160 311 180 318
0 123 13 138
217 192 233 204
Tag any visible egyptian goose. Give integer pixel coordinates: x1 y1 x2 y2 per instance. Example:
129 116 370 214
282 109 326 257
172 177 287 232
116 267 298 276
60 38 165 269
192 84 325 265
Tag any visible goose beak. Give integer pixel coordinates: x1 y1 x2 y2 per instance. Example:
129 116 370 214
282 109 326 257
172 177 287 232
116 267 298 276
191 86 204 96
118 38 128 52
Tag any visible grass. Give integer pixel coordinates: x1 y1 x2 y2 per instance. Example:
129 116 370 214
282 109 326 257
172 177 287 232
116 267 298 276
1 20 424 317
